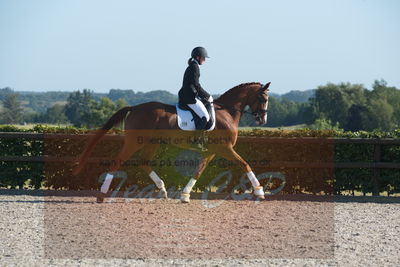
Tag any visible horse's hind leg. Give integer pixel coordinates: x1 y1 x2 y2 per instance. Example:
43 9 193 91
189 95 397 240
139 144 168 199
97 131 144 203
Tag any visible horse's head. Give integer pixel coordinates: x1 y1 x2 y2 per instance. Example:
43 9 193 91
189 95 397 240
248 82 270 125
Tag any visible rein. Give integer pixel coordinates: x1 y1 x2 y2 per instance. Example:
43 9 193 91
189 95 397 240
213 102 266 116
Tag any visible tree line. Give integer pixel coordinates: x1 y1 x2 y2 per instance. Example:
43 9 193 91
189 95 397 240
1 79 399 131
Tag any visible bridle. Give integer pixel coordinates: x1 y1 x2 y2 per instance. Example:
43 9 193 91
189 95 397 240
213 84 269 121
249 90 268 121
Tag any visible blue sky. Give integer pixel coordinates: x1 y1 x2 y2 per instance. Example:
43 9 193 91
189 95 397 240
0 0 399 94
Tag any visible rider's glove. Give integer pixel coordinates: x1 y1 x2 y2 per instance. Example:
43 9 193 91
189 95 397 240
207 95 213 103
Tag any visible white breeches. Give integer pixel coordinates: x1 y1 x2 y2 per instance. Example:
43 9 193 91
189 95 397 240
187 98 210 121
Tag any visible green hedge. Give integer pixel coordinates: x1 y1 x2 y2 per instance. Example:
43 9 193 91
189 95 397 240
0 125 399 196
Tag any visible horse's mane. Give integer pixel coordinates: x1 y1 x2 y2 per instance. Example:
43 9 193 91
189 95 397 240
215 82 262 101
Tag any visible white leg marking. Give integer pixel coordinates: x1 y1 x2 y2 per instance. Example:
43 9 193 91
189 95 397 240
149 171 165 189
183 178 197 194
246 171 260 188
247 171 264 198
181 178 197 203
149 171 168 198
100 173 114 194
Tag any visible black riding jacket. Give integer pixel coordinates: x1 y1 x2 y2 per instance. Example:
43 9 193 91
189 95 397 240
178 59 210 104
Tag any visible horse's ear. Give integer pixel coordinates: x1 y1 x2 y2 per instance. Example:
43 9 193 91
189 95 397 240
262 82 271 91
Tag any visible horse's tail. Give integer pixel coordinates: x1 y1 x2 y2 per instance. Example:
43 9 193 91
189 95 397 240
72 106 133 175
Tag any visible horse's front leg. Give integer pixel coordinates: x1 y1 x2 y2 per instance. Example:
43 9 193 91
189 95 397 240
218 146 265 200
139 144 168 199
181 153 215 203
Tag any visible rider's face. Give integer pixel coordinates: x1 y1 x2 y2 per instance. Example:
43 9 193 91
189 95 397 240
198 56 206 65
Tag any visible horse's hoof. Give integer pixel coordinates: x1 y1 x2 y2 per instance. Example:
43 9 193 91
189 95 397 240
256 195 265 201
96 192 106 203
160 188 168 199
253 186 265 200
180 193 190 203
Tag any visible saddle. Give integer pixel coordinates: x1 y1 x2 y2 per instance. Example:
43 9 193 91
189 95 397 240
176 99 216 131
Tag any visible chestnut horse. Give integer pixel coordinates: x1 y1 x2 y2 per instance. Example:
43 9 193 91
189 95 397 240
72 82 270 203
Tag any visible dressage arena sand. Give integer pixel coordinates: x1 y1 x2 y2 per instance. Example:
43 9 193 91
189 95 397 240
0 192 399 266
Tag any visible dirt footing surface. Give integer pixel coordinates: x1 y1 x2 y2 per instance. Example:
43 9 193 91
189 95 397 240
43 196 334 259
2 192 400 266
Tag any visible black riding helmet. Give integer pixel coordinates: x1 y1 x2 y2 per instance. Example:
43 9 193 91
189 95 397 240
191 47 209 58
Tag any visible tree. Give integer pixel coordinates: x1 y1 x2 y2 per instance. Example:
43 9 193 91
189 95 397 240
370 79 400 128
0 87 14 101
266 97 287 126
313 85 349 127
80 97 116 128
64 88 130 128
44 104 68 124
306 82 373 131
263 96 307 127
114 98 128 110
308 118 342 131
364 98 394 131
347 104 369 131
64 89 94 127
281 99 305 125
302 97 320 125
0 92 24 124
306 80 400 131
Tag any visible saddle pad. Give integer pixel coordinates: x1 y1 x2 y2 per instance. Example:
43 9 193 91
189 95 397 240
176 103 216 131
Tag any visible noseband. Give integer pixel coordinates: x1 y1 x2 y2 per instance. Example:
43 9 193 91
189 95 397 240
246 85 268 121
250 92 268 119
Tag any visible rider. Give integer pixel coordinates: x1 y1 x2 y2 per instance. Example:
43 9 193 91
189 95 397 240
178 46 213 130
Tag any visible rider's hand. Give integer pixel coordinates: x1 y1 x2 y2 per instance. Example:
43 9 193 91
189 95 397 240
207 95 213 103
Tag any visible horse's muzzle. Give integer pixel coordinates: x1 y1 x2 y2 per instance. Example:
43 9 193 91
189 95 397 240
255 113 267 125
